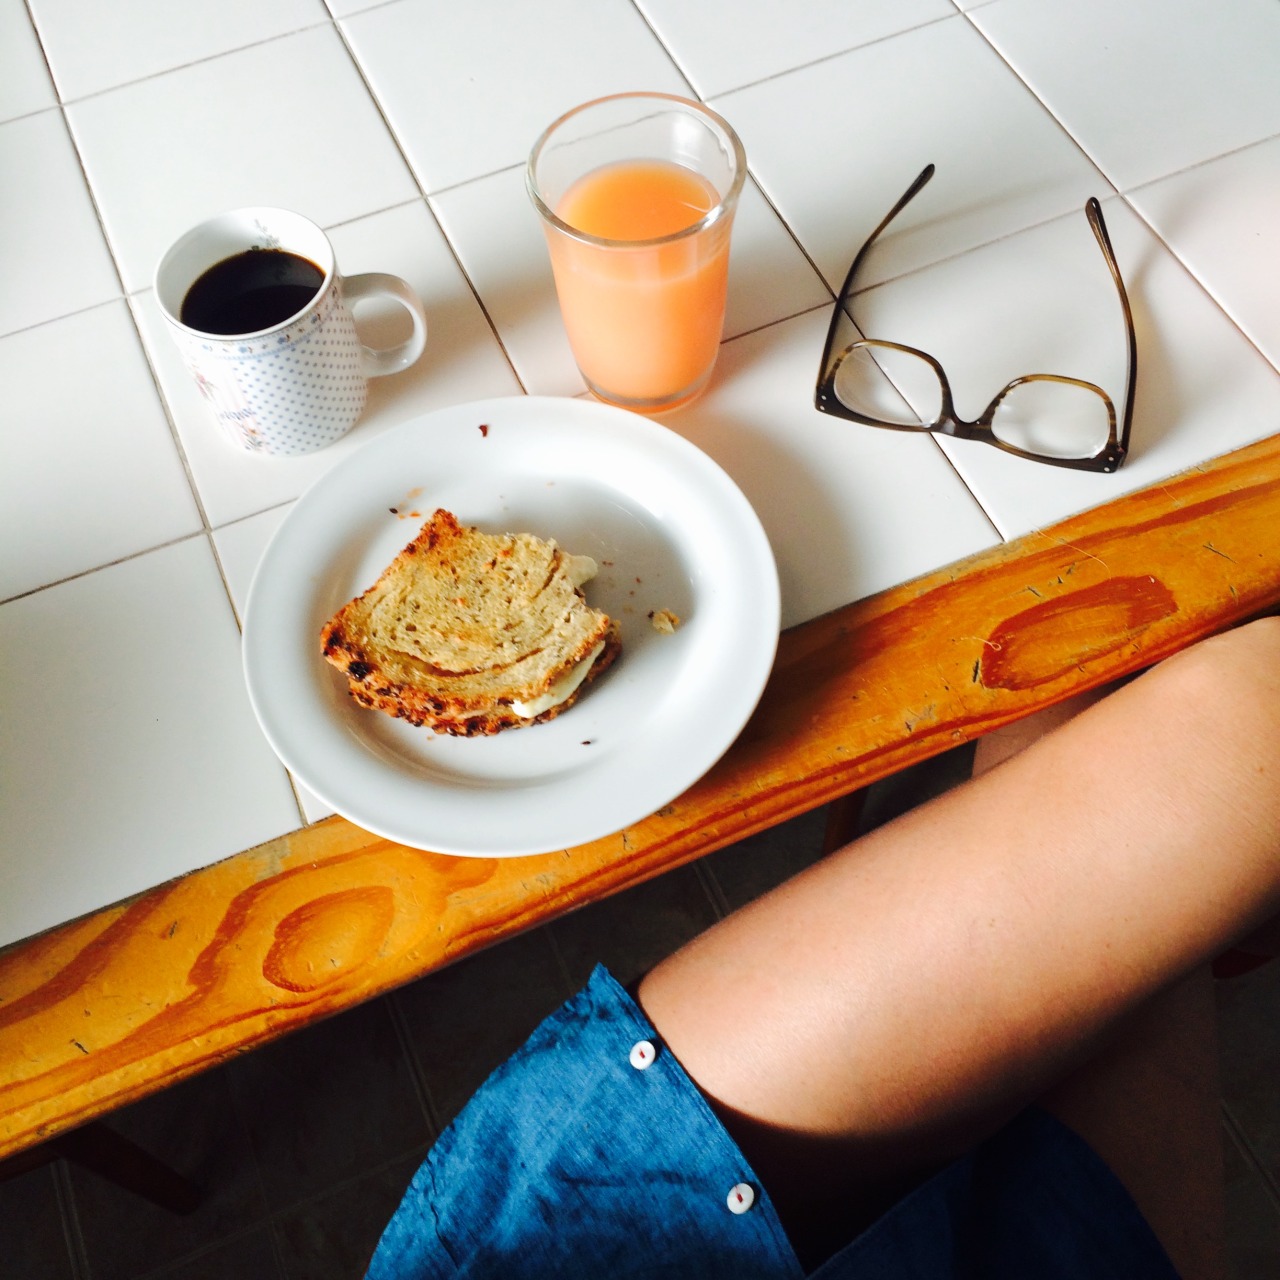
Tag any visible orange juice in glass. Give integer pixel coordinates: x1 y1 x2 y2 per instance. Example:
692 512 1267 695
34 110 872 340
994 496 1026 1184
528 93 746 413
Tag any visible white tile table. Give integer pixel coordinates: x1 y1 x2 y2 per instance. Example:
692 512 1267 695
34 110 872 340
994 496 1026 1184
1 0 1278 1154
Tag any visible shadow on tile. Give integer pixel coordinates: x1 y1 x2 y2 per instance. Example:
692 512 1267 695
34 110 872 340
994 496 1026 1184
228 997 432 1215
0 1161 78 1279
392 927 573 1130
548 863 721 990
272 1149 428 1280
64 1066 269 1280
148 1223 284 1280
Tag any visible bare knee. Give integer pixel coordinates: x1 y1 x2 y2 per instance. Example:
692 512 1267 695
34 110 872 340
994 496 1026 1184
978 617 1280 781
1139 616 1280 750
1157 614 1280 695
1124 618 1280 920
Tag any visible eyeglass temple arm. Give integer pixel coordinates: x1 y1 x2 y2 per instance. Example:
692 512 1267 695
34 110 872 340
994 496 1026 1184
818 164 936 383
1084 197 1138 444
835 163 935 307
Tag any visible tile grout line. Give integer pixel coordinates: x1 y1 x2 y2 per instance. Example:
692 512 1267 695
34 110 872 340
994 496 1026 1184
670 7 961 103
622 0 926 469
1113 181 1280 383
27 0 244 656
1222 1099 1280 1210
385 988 445 1138
33 19 333 112
956 8 1280 378
624 0 850 305
328 15 530 397
0 528 211 608
1119 220 1280 383
695 857 733 921
200 515 312 831
129 1221 284 1280
19 0 58 108
960 3 1280 205
50 1158 93 1280
264 1216 293 1280
954 10 1118 207
122 290 217 539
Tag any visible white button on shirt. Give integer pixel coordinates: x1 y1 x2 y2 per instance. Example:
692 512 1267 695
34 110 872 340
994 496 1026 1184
629 1039 656 1070
625 1036 757 1220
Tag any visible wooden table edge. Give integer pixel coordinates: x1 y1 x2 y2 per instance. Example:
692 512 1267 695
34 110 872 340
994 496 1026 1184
2 432 1278 1159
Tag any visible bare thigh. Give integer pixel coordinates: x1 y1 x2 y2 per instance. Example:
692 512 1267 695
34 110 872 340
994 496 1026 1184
638 617 1280 1272
973 687 1228 1280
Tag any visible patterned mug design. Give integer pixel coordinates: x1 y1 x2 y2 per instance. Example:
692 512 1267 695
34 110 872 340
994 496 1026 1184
156 209 427 456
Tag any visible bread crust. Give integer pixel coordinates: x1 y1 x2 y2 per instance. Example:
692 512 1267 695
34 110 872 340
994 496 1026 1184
320 510 620 735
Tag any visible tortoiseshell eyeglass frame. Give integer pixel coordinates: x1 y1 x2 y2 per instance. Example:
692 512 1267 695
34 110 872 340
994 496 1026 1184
815 164 1137 473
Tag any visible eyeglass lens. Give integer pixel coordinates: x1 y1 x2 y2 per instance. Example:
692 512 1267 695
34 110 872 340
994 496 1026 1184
988 379 1113 461
831 342 939 428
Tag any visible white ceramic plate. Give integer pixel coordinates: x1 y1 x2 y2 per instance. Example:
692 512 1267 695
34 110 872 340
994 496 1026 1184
243 396 780 856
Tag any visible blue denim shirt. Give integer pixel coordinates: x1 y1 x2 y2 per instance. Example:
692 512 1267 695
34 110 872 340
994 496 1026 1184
366 966 1179 1279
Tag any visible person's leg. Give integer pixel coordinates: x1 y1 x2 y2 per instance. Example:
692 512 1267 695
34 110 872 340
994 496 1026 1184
972 684 1229 1280
638 616 1280 1273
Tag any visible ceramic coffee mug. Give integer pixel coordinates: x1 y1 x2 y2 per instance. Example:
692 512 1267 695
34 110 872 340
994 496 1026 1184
155 208 427 456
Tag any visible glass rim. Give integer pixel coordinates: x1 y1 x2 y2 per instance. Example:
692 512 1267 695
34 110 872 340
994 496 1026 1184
525 91 747 250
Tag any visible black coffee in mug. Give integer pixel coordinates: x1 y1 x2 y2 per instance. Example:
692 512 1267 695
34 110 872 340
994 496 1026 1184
180 247 325 336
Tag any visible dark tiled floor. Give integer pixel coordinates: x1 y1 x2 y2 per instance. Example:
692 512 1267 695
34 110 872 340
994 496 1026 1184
4 753 1279 1278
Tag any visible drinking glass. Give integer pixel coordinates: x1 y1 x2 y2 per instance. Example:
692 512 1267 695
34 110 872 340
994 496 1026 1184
528 93 746 414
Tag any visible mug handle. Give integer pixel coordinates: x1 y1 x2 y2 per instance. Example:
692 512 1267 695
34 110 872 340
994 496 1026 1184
341 273 428 377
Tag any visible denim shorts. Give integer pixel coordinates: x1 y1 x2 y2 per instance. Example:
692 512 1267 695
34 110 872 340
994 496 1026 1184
366 965 1180 1279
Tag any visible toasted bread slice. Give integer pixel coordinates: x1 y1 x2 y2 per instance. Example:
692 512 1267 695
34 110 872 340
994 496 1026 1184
320 509 620 735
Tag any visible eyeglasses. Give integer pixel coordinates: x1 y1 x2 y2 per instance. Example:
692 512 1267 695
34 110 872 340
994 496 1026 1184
815 164 1136 472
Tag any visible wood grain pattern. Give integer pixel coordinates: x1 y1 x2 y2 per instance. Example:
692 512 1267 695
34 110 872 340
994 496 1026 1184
2 433 1278 1159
